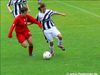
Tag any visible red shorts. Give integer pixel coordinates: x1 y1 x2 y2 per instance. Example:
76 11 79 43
16 30 32 43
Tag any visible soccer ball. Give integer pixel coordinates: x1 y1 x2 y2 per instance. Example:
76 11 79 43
43 51 52 59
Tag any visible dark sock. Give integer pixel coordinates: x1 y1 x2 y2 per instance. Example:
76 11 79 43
29 45 33 56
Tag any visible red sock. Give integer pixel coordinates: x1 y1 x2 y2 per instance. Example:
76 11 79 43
29 46 33 56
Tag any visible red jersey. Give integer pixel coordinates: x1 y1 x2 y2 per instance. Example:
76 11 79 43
8 14 42 38
14 14 42 33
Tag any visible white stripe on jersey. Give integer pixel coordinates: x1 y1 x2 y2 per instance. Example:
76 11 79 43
37 9 58 30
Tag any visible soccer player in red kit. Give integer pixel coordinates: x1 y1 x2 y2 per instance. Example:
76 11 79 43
8 7 42 56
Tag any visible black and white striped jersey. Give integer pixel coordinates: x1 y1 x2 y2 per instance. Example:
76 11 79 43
7 0 27 17
37 9 58 30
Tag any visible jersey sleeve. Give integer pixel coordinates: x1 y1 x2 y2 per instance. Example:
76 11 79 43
50 10 59 16
8 18 18 36
7 0 13 6
27 15 42 28
12 17 18 26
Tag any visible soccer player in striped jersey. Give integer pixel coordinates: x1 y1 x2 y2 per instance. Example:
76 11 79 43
37 3 66 55
7 0 30 17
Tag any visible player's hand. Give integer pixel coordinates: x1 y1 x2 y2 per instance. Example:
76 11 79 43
28 10 31 13
8 33 12 38
57 13 66 16
9 10 13 14
61 13 66 16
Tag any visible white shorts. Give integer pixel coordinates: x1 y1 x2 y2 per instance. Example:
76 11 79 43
44 26 61 42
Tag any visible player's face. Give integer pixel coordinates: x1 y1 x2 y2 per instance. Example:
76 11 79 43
22 11 27 17
41 7 46 13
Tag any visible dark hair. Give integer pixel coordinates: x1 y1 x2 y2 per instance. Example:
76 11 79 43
38 3 46 11
20 7 28 13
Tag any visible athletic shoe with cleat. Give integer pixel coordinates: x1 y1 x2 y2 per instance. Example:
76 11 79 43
58 45 65 51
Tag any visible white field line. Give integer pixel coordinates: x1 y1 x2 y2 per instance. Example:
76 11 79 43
56 0 100 18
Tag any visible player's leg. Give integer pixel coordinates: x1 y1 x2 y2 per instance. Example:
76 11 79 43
49 41 54 56
57 34 65 51
20 37 33 56
44 30 54 55
21 40 29 48
16 33 29 48
53 27 65 51
16 32 33 56
27 36 33 56
57 34 62 46
43 32 48 43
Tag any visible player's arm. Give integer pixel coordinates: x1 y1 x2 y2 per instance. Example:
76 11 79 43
55 12 66 16
7 0 13 13
8 18 17 38
27 15 42 29
52 10 66 16
8 24 15 38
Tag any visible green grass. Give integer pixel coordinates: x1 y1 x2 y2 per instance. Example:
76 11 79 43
1 0 100 75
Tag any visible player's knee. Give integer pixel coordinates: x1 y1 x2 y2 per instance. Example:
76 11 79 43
28 37 33 44
21 43 28 48
21 40 28 48
22 45 27 48
58 34 62 40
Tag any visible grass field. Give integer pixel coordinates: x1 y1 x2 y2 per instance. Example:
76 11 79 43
1 0 100 75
